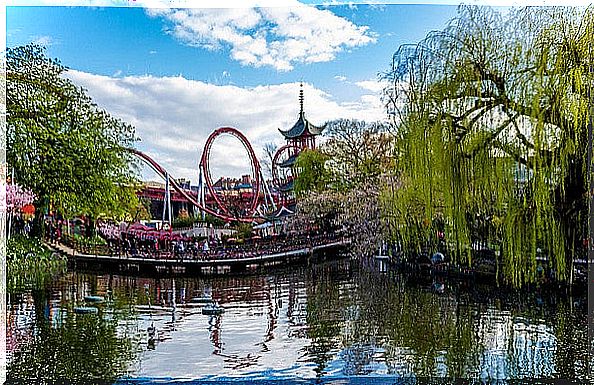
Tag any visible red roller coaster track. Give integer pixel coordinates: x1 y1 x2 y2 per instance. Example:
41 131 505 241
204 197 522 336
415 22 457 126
199 127 261 218
127 127 263 223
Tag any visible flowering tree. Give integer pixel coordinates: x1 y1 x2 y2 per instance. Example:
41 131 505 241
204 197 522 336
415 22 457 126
7 184 36 215
291 181 388 258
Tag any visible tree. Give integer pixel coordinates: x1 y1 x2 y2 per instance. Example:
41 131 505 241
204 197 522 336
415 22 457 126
293 149 333 197
291 122 395 253
235 222 253 239
127 196 152 223
382 6 594 286
7 44 140 222
290 190 344 234
261 142 278 180
322 119 395 190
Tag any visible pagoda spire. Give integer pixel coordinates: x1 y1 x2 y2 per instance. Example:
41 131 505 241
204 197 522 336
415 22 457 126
278 81 325 140
299 82 304 116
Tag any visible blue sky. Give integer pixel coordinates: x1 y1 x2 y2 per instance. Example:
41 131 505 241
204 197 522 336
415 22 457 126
7 4 459 182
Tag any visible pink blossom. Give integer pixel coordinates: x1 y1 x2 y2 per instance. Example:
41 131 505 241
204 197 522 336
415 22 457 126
6 184 36 214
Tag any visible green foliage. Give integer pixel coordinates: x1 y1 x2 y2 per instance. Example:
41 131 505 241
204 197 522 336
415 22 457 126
235 222 253 239
204 214 226 227
72 233 107 247
294 149 333 197
7 235 67 292
7 306 137 382
172 213 226 229
172 215 196 229
126 196 152 223
7 44 141 219
381 6 593 286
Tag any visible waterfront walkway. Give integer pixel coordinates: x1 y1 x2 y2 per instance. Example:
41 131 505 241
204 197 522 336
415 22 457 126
46 237 349 275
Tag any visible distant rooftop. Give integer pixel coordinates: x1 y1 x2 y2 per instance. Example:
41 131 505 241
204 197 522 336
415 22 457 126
278 154 298 168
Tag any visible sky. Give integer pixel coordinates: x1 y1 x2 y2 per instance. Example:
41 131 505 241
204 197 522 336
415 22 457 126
7 3 461 183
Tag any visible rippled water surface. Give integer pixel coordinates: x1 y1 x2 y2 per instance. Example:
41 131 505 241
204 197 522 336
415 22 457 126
7 257 588 382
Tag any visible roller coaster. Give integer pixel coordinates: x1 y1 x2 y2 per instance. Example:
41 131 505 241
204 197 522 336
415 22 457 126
129 126 282 223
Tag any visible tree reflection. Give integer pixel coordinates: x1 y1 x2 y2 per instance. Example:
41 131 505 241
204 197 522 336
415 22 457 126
7 274 140 383
303 261 587 379
8 310 137 383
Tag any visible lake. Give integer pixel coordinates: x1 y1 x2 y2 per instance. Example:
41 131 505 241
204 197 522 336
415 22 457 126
6 256 589 383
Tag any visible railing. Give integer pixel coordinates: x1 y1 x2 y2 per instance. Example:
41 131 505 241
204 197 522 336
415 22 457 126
61 233 347 262
59 234 111 256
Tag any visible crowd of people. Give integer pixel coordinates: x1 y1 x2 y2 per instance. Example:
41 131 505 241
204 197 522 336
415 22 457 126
45 217 68 244
94 222 343 261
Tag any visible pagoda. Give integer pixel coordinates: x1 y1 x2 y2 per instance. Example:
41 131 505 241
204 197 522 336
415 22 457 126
277 83 325 166
272 83 325 200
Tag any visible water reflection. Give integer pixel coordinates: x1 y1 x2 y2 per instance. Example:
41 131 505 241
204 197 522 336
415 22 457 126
7 288 139 383
7 258 588 381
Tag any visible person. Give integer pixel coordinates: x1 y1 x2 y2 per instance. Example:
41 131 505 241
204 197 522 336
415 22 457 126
48 220 55 244
56 220 62 243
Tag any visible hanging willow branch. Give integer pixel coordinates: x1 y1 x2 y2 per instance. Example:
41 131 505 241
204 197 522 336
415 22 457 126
381 5 593 287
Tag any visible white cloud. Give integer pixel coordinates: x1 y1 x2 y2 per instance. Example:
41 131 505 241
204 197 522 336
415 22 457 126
32 35 53 47
146 3 376 71
65 70 387 183
334 75 347 82
355 79 387 93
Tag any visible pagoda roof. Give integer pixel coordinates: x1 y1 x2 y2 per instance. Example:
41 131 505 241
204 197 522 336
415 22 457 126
278 154 298 168
274 206 294 217
279 179 294 192
279 112 325 139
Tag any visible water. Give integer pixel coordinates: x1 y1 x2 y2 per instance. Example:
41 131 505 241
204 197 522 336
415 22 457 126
7 257 589 382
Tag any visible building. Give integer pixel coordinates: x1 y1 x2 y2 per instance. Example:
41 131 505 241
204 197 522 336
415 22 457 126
276 84 325 196
138 180 198 219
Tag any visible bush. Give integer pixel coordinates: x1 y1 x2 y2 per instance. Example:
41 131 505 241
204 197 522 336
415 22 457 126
72 233 107 247
7 235 67 292
172 216 195 229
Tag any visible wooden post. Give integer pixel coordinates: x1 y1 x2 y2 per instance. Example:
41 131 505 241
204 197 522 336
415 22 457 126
588 85 594 378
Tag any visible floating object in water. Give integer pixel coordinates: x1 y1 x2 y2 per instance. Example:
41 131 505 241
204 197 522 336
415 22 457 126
431 282 445 294
191 296 214 304
148 322 157 339
74 306 98 314
202 303 224 315
84 295 105 303
431 252 445 265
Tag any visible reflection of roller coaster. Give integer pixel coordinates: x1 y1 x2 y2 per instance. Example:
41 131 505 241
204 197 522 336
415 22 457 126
128 127 276 223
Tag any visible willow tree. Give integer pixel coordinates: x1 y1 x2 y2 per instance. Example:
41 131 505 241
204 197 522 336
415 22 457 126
382 6 593 286
7 44 140 222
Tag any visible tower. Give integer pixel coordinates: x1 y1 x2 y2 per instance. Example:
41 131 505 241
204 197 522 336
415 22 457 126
273 83 326 201
278 83 325 154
